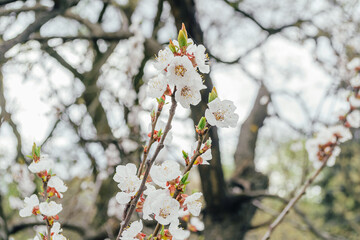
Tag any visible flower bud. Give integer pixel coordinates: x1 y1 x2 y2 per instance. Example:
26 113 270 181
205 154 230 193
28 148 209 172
169 39 176 53
208 87 218 103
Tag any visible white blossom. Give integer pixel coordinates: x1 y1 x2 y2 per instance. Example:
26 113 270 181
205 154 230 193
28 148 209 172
188 44 209 73
39 201 62 217
350 76 360 88
147 74 168 98
175 76 206 108
349 95 360 107
167 56 198 87
120 220 143 240
150 160 181 188
153 194 180 225
19 194 39 217
184 192 202 216
143 189 179 225
107 196 125 220
28 156 53 174
347 110 360 128
113 164 141 204
205 98 239 128
48 176 68 198
190 217 205 231
51 222 67 240
154 48 174 71
169 219 190 240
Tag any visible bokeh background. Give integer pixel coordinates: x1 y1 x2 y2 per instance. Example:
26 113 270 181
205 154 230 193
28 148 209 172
0 0 360 239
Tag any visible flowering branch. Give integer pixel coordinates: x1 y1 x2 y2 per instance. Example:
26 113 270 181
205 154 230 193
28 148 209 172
261 145 335 240
261 68 360 240
112 23 239 240
116 89 178 240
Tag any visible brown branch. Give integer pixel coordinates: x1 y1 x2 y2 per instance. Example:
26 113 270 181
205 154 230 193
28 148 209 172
0 3 49 16
223 0 307 35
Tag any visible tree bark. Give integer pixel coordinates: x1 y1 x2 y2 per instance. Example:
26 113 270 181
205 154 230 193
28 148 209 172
168 1 269 239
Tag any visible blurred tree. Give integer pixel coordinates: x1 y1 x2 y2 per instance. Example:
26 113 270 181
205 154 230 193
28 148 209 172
0 0 359 240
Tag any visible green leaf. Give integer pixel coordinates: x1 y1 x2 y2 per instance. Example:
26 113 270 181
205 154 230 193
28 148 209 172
197 117 207 130
180 172 189 185
208 87 218 103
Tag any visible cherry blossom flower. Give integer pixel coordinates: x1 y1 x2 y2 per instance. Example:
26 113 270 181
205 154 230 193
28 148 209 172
349 95 360 107
306 125 351 167
152 194 180 225
147 74 167 98
19 194 39 217
39 201 62 217
120 220 143 240
350 76 360 87
188 44 210 74
154 48 174 72
28 156 53 174
184 192 202 216
347 110 360 128
48 176 68 198
167 56 198 87
190 217 205 231
169 219 191 240
175 76 206 109
113 164 141 204
150 160 181 188
205 98 239 128
51 222 66 240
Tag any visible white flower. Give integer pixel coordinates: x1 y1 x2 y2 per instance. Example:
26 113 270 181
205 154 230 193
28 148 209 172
39 201 62 217
28 157 53 174
349 95 360 107
154 48 174 71
150 160 181 188
350 76 360 87
51 222 62 235
19 194 39 217
328 125 352 143
147 74 168 98
205 98 239 128
167 56 198 87
120 220 143 240
169 219 190 240
143 189 179 225
305 125 351 168
51 222 67 240
184 192 202 216
347 110 360 128
190 217 205 231
107 196 126 220
153 194 180 225
33 236 41 240
188 44 209 73
48 176 68 198
191 141 212 165
113 164 141 204
175 76 206 108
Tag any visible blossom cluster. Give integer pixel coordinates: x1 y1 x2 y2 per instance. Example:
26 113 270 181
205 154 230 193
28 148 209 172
306 69 360 167
19 144 68 240
112 24 239 240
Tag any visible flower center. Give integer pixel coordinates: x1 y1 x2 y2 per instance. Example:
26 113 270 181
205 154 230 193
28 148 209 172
213 111 224 121
175 65 187 77
159 208 170 218
181 86 191 97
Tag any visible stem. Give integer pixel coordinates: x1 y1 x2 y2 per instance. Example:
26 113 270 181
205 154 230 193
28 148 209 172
42 180 51 240
261 145 336 240
116 89 178 240
137 106 162 178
